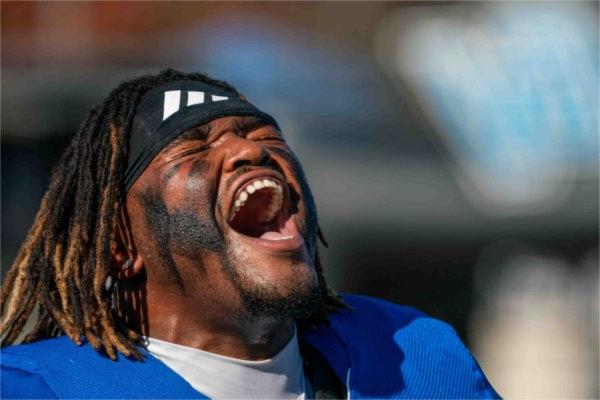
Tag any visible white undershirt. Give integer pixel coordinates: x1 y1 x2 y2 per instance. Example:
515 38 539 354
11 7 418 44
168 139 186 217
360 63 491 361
145 327 312 399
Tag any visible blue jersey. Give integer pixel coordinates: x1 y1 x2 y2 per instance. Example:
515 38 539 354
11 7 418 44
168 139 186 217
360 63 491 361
1 294 499 399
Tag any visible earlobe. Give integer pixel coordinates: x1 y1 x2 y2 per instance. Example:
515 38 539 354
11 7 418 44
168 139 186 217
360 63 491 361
117 256 144 280
117 259 133 279
123 255 144 279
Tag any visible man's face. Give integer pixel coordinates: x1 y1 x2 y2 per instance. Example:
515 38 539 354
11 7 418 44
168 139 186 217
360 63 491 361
125 116 322 319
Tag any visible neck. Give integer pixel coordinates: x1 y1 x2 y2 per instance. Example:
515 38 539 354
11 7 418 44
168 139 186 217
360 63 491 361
135 278 294 361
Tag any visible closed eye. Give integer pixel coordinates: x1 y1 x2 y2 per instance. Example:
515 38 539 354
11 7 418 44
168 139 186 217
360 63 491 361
168 143 210 161
256 136 285 142
248 131 285 142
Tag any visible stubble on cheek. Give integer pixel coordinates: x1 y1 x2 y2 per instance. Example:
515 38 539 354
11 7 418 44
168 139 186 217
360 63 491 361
136 159 224 286
137 188 184 286
170 159 223 253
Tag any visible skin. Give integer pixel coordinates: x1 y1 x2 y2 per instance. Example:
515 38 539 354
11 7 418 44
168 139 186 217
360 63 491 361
112 116 321 360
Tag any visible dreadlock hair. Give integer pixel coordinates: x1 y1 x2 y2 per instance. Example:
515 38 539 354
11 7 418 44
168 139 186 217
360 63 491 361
0 69 347 359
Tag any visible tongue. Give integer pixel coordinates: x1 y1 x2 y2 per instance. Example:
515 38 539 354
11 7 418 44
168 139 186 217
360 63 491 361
260 231 292 240
259 215 296 240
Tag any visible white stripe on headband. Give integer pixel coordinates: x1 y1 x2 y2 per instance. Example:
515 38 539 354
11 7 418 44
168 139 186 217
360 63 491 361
163 90 229 121
187 91 205 106
163 90 181 121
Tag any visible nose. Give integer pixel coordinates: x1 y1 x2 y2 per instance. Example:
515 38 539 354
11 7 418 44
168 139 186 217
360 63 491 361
221 133 271 173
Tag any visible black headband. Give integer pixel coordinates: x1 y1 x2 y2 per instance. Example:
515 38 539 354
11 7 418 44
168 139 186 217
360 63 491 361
123 80 279 191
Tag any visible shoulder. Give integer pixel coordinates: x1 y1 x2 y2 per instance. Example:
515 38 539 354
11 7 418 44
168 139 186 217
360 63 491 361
334 294 477 365
1 336 117 398
304 294 500 398
1 337 79 399
3 335 84 359
338 293 428 325
336 293 461 347
1 336 88 375
1 365 57 399
1 336 204 399
332 294 462 345
1 335 120 374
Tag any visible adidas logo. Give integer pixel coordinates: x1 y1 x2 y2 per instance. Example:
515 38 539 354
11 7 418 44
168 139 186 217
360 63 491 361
163 90 229 121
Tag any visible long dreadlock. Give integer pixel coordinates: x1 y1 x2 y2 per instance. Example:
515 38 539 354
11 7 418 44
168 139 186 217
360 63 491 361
0 69 346 359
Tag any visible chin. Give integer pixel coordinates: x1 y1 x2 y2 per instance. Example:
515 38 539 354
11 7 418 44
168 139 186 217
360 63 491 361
235 277 323 320
220 243 323 319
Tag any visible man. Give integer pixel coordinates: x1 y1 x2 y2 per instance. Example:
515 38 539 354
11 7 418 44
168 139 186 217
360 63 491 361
1 70 499 399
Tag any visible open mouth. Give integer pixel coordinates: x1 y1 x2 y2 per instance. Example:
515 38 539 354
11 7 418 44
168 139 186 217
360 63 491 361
226 171 303 251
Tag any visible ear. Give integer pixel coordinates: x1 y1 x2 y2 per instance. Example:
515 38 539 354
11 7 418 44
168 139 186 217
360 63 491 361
110 202 144 280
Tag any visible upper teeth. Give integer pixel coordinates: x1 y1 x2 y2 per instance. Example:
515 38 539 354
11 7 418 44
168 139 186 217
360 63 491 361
231 178 284 221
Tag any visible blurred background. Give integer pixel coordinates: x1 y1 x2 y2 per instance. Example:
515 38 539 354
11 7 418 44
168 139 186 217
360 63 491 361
1 1 598 397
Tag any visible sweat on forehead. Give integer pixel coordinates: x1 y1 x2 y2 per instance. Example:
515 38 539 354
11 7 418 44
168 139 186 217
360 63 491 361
123 80 280 192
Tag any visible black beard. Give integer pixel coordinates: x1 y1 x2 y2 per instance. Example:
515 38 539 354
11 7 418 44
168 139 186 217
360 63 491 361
220 255 324 320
